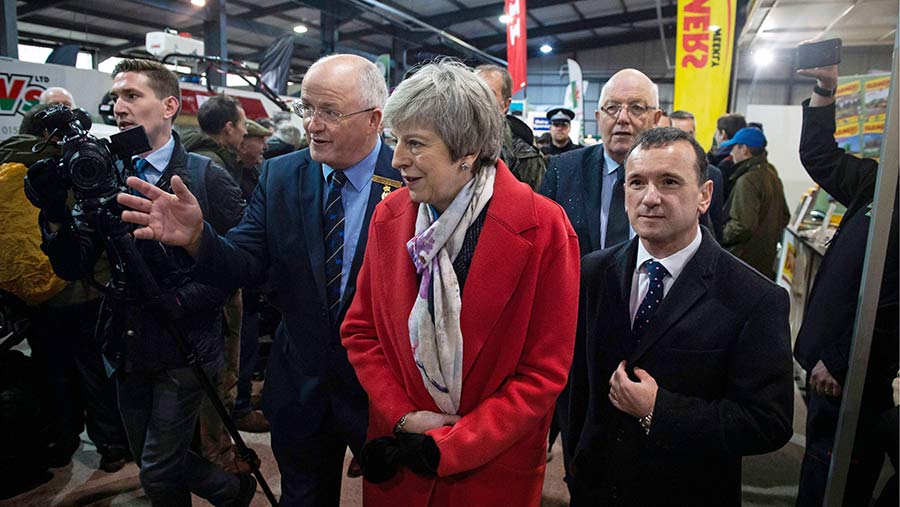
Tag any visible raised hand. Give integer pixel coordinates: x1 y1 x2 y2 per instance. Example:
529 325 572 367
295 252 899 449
117 175 205 256
796 64 839 90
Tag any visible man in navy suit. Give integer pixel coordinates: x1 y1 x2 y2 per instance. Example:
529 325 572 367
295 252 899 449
539 69 662 257
564 128 793 505
117 54 403 506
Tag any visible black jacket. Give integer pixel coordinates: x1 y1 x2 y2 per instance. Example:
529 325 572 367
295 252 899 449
793 99 898 387
565 229 793 506
39 131 245 372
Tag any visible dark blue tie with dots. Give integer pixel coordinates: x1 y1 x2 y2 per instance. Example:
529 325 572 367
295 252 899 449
632 259 669 338
324 171 347 323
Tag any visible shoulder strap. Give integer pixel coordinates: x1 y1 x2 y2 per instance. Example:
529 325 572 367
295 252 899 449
185 153 211 216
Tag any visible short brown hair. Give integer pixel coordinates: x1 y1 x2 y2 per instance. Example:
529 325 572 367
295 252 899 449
198 94 242 135
626 127 709 185
112 58 181 119
716 113 746 140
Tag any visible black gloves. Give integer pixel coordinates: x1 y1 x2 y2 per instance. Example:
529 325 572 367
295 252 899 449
359 433 440 484
24 158 69 222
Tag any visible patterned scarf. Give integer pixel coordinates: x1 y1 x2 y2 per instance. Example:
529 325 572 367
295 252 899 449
405 165 496 414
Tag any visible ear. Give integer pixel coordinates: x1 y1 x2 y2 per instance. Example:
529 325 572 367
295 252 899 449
459 152 478 171
367 108 383 132
595 109 601 124
651 108 662 125
163 96 179 123
697 178 713 215
502 97 512 114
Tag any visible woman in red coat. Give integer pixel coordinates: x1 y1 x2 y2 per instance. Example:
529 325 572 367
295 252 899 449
341 59 580 506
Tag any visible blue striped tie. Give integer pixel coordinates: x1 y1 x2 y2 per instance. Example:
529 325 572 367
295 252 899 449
324 171 347 323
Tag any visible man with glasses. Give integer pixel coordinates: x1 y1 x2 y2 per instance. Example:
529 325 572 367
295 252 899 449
541 107 582 156
539 69 662 484
116 54 402 507
539 68 661 256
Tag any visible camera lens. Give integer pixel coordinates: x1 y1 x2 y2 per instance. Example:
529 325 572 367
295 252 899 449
66 141 112 192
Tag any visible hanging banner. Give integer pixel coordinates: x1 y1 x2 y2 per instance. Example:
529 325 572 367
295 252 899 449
563 58 584 139
259 33 294 95
673 0 736 151
506 0 527 95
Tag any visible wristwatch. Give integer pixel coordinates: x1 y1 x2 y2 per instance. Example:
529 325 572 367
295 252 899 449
639 412 653 435
393 413 409 434
813 84 836 97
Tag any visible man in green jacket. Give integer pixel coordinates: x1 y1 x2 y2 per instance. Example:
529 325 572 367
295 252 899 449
181 94 251 472
721 127 790 280
182 94 247 178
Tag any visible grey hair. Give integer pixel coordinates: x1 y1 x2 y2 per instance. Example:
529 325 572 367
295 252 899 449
275 125 304 148
305 54 388 110
598 69 659 108
384 59 504 173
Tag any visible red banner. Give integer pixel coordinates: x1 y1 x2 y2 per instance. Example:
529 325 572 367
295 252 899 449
180 88 269 119
506 0 527 95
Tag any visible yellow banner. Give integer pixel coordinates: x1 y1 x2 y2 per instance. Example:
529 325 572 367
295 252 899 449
673 0 737 151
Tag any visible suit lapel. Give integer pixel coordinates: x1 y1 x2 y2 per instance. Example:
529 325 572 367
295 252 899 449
582 146 605 253
608 239 639 355
629 231 719 364
300 156 327 303
339 144 399 317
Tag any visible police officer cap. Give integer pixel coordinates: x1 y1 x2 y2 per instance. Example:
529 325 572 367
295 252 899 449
245 119 272 138
547 108 575 122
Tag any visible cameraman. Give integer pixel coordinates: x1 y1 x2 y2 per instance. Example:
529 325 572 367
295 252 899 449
26 59 252 506
794 62 899 506
2 104 131 473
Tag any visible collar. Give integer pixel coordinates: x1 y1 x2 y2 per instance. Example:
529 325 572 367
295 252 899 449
322 137 381 192
138 134 175 172
730 154 765 181
635 225 702 281
602 149 620 176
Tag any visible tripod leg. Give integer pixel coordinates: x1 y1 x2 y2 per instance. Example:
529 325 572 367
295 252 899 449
105 233 280 506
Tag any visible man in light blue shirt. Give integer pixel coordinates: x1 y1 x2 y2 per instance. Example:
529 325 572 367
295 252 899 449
539 68 659 256
322 137 381 296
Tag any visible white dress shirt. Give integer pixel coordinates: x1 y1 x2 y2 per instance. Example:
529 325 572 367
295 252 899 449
629 226 703 324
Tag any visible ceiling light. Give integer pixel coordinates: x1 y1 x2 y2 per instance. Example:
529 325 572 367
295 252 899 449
293 24 308 34
753 48 774 67
190 0 205 6
540 44 553 54
499 14 512 24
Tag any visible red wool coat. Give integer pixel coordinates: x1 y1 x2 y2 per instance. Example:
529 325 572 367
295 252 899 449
341 162 580 507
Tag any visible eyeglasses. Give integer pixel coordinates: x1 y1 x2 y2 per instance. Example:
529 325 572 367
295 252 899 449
600 103 655 118
292 101 376 124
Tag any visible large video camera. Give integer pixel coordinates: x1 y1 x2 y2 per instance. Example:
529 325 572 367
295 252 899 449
29 104 151 208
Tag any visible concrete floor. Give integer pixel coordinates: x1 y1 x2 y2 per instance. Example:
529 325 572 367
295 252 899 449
0 390 811 507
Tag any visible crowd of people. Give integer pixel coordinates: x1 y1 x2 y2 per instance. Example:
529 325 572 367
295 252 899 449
0 47 895 507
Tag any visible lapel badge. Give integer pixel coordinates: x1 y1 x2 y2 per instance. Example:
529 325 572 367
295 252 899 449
372 175 402 200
